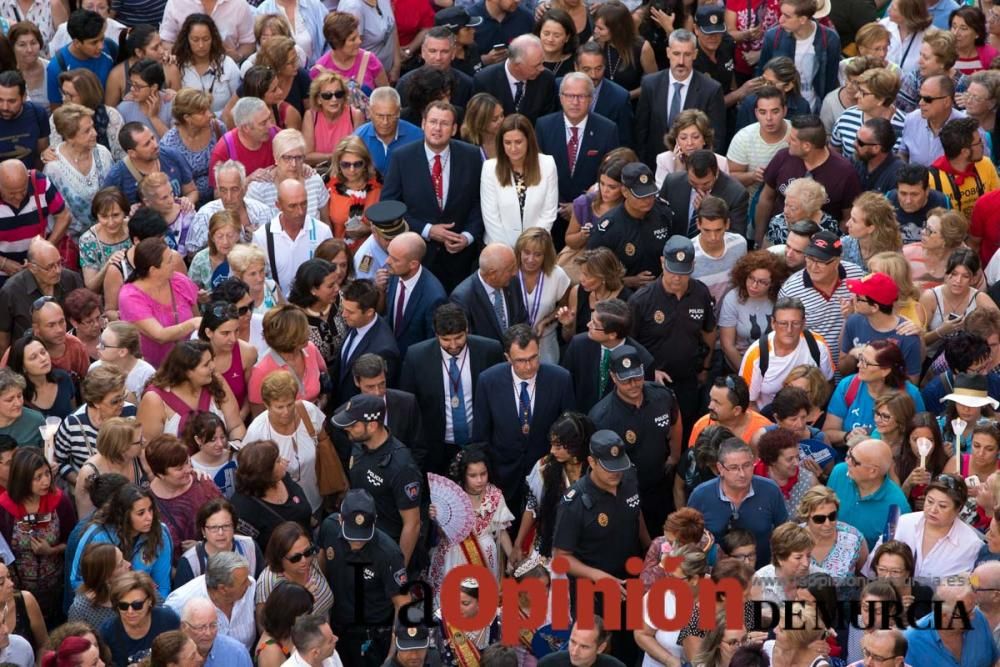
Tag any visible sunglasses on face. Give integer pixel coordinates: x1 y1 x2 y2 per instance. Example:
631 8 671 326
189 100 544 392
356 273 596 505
284 545 319 563
340 160 365 170
320 90 346 100
810 511 838 524
919 94 949 104
117 597 148 611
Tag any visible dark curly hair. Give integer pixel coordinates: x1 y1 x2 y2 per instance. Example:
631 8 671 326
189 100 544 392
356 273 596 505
149 340 227 405
757 428 799 466
448 443 493 489
537 412 594 557
172 13 225 71
729 249 787 302
90 483 165 565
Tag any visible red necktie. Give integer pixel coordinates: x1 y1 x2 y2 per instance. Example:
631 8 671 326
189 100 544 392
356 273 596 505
394 280 406 334
432 154 443 206
568 126 579 175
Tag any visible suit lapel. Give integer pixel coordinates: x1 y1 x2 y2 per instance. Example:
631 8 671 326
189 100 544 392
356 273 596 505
402 276 424 329
386 278 399 329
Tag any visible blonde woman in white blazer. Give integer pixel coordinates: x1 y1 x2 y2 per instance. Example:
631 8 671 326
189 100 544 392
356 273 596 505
480 113 560 248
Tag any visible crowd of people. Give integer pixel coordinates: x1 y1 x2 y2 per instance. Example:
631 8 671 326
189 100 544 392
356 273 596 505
1 0 1000 666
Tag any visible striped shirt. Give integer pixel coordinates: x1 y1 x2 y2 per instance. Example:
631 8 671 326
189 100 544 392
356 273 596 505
110 0 167 26
246 174 330 222
254 565 334 617
726 121 791 199
776 261 865 367
830 107 906 160
0 171 65 270
53 403 137 479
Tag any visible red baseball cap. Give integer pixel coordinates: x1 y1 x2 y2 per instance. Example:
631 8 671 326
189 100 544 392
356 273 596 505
847 272 899 306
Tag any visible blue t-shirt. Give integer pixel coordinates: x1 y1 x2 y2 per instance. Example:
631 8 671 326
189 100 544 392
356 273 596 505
905 608 998 666
0 101 48 168
101 145 193 205
887 188 950 244
47 46 115 105
828 374 926 433
100 606 180 667
827 462 911 548
840 314 923 378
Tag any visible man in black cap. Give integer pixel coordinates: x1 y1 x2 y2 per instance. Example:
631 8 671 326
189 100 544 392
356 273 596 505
588 345 682 534
384 607 438 667
693 5 738 105
333 394 424 569
435 7 483 77
355 200 409 281
586 162 672 290
776 229 863 368
552 429 647 666
318 488 409 667
628 235 717 443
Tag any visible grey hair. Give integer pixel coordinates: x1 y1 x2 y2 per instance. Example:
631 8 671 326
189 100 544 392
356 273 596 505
0 369 25 397
560 72 594 95
369 86 401 108
232 97 267 128
717 437 754 463
773 296 806 316
508 34 542 63
291 614 329 652
213 160 246 186
181 597 216 623
204 551 249 589
669 29 696 47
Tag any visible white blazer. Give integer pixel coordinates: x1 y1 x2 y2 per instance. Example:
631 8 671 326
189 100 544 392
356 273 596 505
481 153 559 247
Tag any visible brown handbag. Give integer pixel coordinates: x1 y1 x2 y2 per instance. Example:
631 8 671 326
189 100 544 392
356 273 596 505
296 402 349 496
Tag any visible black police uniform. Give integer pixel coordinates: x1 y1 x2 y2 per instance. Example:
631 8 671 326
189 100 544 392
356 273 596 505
319 516 407 666
553 468 643 665
586 202 673 278
588 382 679 534
627 278 716 441
694 39 736 95
349 436 423 543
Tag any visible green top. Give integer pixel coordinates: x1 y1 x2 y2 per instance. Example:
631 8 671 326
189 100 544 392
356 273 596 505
0 407 45 447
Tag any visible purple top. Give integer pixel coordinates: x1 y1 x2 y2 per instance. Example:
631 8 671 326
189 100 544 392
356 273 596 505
119 272 199 367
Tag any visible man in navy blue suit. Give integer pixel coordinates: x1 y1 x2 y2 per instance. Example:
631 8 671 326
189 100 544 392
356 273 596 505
473 34 557 124
536 72 619 249
381 101 484 293
383 231 447 357
473 324 575 512
336 279 401 406
574 42 633 148
396 27 475 109
449 243 526 344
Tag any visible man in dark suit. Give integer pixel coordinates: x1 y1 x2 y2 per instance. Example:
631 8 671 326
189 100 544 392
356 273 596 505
381 101 484 293
574 41 633 148
396 27 475 108
333 353 427 469
560 298 655 413
660 149 749 238
449 243 526 344
473 34 556 123
399 304 505 474
336 279 401 405
383 231 447 357
536 72 619 249
636 30 726 169
473 324 575 511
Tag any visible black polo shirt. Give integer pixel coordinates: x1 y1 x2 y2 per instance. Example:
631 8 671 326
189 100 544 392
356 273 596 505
552 470 642 579
694 38 736 91
319 517 406 629
627 278 716 382
587 383 678 491
0 268 84 341
854 154 903 196
349 435 423 542
586 201 672 278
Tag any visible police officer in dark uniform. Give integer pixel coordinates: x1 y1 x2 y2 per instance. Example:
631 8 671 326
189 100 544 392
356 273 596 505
319 488 409 667
586 163 676 291
383 609 442 667
333 394 424 570
552 430 648 667
588 345 682 535
627 235 716 444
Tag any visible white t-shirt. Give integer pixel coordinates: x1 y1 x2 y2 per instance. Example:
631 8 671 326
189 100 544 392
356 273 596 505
739 330 834 407
795 24 818 108
0 634 34 667
244 400 325 511
726 121 791 197
640 589 684 667
88 359 157 399
693 232 747 312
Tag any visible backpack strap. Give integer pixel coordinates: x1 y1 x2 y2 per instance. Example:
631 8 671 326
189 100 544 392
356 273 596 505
844 374 863 408
55 50 68 73
757 331 770 380
265 221 280 290
802 328 822 367
28 170 45 233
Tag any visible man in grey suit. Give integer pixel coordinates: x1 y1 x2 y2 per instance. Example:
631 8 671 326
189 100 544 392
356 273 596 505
660 149 749 239
635 29 726 169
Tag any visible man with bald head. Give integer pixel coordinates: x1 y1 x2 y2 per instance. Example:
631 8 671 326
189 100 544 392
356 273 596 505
906 582 999 665
181 598 252 667
847 629 907 667
449 242 527 344
252 178 332 297
0 236 83 356
972 561 1000 634
0 299 89 378
473 34 557 122
384 231 447 355
0 160 71 285
827 439 911 549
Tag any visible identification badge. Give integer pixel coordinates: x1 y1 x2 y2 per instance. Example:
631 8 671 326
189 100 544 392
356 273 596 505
624 242 636 256
451 396 460 408
522 424 530 435
598 513 609 527
359 255 373 273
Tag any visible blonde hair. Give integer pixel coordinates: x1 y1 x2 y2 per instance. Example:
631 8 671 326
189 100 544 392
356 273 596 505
852 192 902 255
783 365 832 408
52 103 94 140
856 68 902 106
923 28 958 69
261 370 299 405
227 243 267 275
796 486 839 521
81 365 127 406
308 70 348 109
171 88 212 125
665 109 715 151
868 251 920 301
927 207 969 249
138 172 171 201
96 417 140 464
785 178 827 216
855 23 891 51
770 522 814 566
272 129 307 160
514 228 557 275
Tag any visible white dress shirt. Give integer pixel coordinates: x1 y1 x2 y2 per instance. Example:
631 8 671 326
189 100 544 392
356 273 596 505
892 511 982 581
667 71 692 114
252 214 333 297
478 273 507 319
441 344 474 444
342 316 377 363
505 60 522 102
394 266 422 319
280 649 344 667
511 368 537 415
164 574 257 649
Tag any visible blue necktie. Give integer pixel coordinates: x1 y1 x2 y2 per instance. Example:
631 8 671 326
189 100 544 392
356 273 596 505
492 289 508 332
449 356 469 446
513 81 525 110
341 328 357 364
519 381 532 433
668 81 683 129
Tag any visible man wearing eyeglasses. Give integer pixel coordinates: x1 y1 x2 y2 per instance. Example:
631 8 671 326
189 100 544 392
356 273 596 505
971 562 1000 641
178 598 252 667
165 552 256 650
845 629 907 667
0 236 83 356
899 75 963 168
927 117 998 220
827 439 909 549
904 582 1000 666
840 272 922 384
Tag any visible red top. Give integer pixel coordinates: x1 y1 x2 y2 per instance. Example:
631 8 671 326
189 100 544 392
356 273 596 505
208 129 277 187
971 189 1000 266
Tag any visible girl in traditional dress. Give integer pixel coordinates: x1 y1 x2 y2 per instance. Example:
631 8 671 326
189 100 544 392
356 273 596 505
428 445 514 600
434 579 501 667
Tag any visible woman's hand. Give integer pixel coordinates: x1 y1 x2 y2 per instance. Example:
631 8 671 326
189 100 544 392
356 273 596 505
556 306 575 327
938 314 966 336
40 147 56 164
177 197 195 213
429 503 437 521
29 537 54 556
903 466 932 490
649 6 676 33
